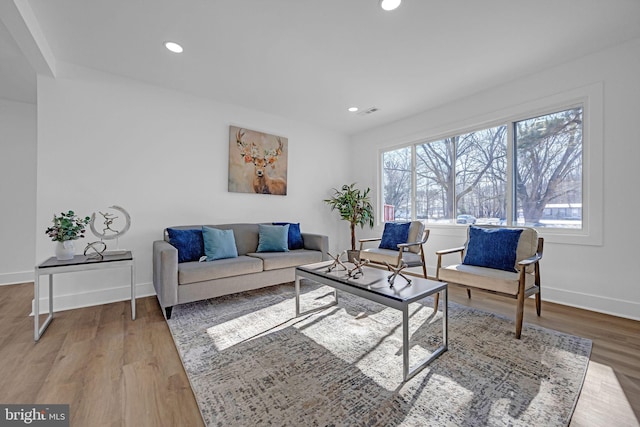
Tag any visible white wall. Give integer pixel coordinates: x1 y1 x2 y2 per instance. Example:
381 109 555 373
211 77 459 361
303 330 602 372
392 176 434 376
350 38 640 320
0 98 36 285
35 62 350 312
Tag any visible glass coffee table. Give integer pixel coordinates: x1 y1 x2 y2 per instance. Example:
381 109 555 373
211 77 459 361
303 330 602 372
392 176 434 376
295 261 448 381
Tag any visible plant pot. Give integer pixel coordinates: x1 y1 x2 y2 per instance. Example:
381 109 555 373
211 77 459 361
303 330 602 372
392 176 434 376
347 249 360 263
55 240 75 261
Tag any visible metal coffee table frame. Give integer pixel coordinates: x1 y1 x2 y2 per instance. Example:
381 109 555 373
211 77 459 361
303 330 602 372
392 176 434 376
295 261 448 382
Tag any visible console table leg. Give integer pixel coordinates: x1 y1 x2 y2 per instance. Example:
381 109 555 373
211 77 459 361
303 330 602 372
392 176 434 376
130 263 136 320
33 274 39 341
48 275 53 316
34 273 54 342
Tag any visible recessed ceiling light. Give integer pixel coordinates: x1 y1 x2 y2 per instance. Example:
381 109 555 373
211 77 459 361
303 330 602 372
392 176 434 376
164 41 183 53
348 107 359 112
380 0 401 11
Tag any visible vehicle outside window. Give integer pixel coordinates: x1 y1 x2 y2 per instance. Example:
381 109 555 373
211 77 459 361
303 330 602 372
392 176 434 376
456 214 477 224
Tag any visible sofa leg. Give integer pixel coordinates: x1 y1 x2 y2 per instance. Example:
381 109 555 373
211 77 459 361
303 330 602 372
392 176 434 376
466 289 471 299
165 306 173 320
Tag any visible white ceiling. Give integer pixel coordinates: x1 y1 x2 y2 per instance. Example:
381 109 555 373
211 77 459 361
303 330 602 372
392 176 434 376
2 0 640 135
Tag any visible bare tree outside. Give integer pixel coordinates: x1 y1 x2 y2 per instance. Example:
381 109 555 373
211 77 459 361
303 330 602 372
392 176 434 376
381 107 582 229
382 147 412 220
416 138 454 221
515 107 583 227
414 126 506 223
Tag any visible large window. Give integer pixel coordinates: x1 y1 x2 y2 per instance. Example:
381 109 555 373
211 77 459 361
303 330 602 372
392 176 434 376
381 106 583 229
515 108 582 228
382 146 412 221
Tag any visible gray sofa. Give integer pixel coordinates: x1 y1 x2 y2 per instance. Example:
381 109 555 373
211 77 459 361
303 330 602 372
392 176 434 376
152 223 329 318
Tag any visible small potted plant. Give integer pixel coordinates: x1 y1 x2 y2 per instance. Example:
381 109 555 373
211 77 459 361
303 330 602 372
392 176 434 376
324 183 375 262
45 210 91 260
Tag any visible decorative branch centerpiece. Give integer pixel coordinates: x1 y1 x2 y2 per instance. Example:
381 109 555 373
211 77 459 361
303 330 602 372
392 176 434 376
45 210 91 260
324 183 375 262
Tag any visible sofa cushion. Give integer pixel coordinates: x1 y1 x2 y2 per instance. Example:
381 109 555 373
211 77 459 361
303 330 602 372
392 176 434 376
463 226 523 272
379 222 411 250
202 226 238 261
166 228 204 263
273 222 304 250
247 249 323 271
177 255 263 285
438 263 535 296
209 224 259 255
257 224 289 252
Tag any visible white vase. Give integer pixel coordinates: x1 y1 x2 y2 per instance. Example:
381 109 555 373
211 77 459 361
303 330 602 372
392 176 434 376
55 240 75 260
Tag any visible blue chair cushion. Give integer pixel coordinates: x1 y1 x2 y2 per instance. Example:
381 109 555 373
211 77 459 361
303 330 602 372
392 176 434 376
202 226 238 261
273 222 304 250
463 226 523 272
166 228 204 263
257 224 290 252
379 222 411 250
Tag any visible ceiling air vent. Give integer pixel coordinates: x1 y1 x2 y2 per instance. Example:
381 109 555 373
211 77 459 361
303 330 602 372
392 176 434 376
357 107 379 116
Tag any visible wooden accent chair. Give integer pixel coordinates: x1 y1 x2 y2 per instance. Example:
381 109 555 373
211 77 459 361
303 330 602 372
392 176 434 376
436 225 543 339
359 221 430 278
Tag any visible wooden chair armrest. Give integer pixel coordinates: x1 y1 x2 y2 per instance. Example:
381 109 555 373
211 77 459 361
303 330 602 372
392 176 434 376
359 237 381 251
519 237 545 267
518 253 542 266
397 240 425 249
435 246 465 256
359 237 382 243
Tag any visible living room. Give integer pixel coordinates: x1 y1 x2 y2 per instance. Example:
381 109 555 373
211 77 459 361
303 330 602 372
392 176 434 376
1 1 639 425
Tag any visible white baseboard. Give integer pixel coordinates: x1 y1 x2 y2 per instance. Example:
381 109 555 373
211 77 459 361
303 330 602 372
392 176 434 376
0 271 33 286
538 286 640 321
31 282 156 315
421 264 639 322
24 277 639 322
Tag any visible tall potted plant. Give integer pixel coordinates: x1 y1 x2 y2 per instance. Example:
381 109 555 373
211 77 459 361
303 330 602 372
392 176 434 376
324 183 375 261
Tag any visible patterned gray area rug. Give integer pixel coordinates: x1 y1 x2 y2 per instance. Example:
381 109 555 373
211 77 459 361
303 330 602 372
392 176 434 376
167 282 592 427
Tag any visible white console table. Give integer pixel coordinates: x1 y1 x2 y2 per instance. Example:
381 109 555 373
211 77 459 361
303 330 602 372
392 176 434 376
34 251 135 341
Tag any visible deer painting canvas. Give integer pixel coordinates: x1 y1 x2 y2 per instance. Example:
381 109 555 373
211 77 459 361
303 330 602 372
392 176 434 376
229 126 288 195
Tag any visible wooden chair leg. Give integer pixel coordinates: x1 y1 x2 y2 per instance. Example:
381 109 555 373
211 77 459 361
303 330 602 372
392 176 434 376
515 293 525 339
466 289 471 299
535 292 541 316
433 293 439 312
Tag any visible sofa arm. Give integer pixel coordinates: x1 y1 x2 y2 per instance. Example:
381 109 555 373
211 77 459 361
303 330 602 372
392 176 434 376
302 233 329 261
152 240 179 311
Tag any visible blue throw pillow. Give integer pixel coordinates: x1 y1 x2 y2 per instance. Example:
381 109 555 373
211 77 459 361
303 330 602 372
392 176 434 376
257 224 289 252
463 226 523 272
166 228 204 263
273 222 304 250
379 222 411 250
202 226 238 261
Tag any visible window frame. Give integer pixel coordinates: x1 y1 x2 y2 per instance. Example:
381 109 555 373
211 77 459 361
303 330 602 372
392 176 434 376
378 82 603 246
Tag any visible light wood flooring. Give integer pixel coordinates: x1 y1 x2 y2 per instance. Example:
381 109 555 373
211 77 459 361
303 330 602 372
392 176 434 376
1 282 638 426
